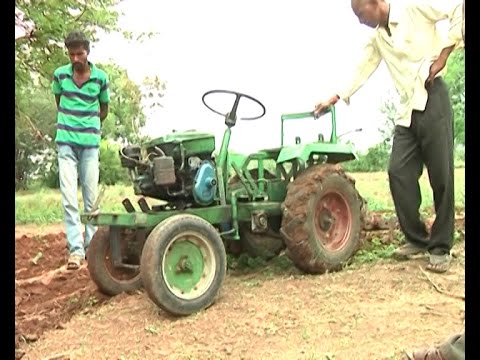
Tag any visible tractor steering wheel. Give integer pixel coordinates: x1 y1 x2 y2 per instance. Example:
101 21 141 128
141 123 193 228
202 90 266 121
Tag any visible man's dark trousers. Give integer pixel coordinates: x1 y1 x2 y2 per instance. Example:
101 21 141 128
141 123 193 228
388 77 455 256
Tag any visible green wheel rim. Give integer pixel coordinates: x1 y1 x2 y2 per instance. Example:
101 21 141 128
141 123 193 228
162 231 216 300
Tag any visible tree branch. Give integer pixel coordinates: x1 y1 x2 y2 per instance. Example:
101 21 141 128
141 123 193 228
75 0 88 21
418 266 465 301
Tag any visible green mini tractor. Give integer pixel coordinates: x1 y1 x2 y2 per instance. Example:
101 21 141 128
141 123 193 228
82 90 366 316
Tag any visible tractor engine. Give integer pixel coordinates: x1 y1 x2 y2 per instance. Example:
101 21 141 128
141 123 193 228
120 131 218 208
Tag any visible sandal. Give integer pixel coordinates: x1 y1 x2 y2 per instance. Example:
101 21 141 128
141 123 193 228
408 347 445 360
426 253 451 274
67 254 84 270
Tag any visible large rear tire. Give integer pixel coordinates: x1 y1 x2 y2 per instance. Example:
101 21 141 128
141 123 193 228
280 164 365 274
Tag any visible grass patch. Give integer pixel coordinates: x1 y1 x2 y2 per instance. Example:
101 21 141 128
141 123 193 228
351 237 398 265
15 184 162 225
352 167 465 211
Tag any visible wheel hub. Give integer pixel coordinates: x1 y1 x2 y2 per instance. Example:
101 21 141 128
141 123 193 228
314 191 352 252
162 232 216 300
318 209 335 232
176 257 194 274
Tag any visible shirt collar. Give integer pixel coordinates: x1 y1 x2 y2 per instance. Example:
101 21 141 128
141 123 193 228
67 61 97 77
387 1 400 25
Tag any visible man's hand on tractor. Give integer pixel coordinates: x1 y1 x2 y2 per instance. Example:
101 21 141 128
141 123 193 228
314 95 340 119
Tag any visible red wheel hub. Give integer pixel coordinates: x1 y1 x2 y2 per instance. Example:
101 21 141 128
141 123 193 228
314 191 352 251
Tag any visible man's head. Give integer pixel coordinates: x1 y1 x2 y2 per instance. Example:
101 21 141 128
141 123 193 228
351 0 389 29
64 30 90 71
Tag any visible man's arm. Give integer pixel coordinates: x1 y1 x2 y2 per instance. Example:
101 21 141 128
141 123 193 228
99 73 110 122
425 44 456 86
336 38 382 104
100 103 109 122
414 0 463 50
52 71 62 109
415 0 464 85
314 37 381 116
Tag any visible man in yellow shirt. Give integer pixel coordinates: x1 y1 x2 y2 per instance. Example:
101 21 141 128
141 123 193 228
315 0 464 273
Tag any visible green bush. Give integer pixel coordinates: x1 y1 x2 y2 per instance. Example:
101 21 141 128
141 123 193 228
43 156 60 189
343 142 390 172
99 140 130 185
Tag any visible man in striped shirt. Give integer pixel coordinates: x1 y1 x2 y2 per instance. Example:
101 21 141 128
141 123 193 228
51 30 110 270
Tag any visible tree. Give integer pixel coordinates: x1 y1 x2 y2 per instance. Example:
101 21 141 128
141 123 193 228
15 0 119 89
378 90 399 150
15 7 35 41
15 87 57 189
99 63 147 144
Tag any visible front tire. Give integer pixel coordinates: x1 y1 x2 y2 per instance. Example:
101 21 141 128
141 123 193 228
140 214 227 316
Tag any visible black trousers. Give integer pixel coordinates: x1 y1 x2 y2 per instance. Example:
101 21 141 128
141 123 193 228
388 77 454 255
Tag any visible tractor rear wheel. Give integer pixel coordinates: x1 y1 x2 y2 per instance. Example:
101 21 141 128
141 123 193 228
280 164 365 274
87 227 143 296
140 214 227 316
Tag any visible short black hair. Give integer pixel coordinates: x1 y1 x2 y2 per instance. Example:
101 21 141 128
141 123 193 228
64 30 90 52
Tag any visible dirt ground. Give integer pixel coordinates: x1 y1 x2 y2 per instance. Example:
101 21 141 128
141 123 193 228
15 219 465 360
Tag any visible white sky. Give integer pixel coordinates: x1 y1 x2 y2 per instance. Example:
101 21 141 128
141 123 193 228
90 0 399 153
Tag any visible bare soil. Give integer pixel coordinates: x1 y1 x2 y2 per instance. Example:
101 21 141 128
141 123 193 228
15 228 111 359
15 218 465 360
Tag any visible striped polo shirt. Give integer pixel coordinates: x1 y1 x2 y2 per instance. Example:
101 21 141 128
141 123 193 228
51 62 110 148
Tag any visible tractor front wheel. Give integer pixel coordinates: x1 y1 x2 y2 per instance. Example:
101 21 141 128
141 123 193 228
140 214 227 316
280 164 365 274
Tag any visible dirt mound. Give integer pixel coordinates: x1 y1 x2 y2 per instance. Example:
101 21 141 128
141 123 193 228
15 232 110 359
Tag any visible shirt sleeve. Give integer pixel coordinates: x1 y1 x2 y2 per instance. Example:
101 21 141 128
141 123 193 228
336 36 382 104
99 73 110 104
51 70 61 95
413 0 464 50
